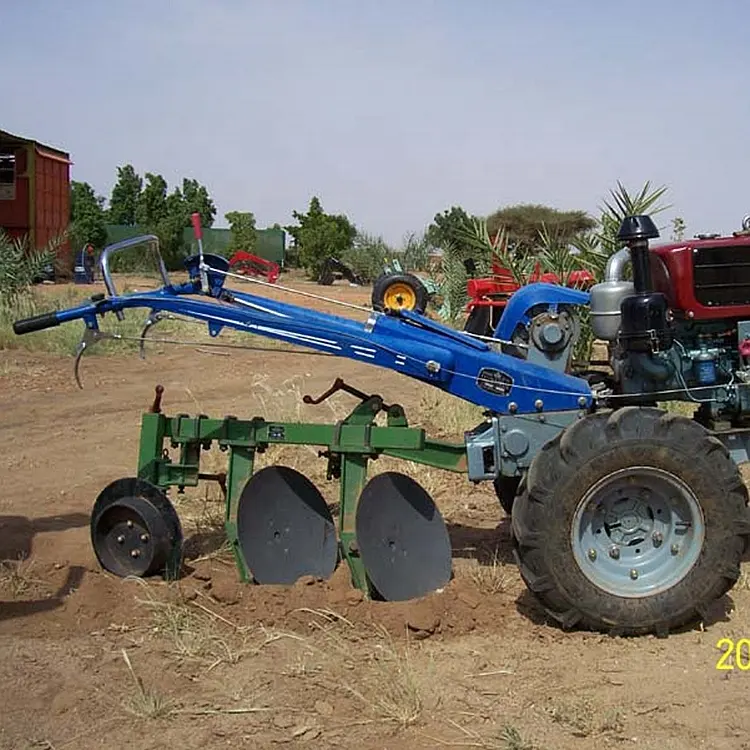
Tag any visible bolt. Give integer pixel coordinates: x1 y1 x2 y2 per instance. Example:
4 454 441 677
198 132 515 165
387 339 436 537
116 535 125 544
578 396 587 408
652 531 663 546
609 546 620 560
130 549 141 559
587 548 597 561
127 520 134 528
509 402 518 413
630 569 639 580
671 543 680 555
534 399 543 411
425 360 441 373
140 533 149 543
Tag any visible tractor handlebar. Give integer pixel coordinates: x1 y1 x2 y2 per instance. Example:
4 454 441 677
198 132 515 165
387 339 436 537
12 311 60 335
98 234 167 320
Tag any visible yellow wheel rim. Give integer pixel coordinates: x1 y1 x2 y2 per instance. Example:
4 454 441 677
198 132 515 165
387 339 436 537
382 282 417 310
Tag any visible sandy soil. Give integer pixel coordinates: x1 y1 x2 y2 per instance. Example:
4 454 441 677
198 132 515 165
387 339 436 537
1 273 749 750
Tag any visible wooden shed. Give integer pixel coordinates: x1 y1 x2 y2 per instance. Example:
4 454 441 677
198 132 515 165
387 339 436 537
0 128 71 260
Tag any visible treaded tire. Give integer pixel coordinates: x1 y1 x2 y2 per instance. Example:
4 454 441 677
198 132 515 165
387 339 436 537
511 406 750 636
371 273 429 314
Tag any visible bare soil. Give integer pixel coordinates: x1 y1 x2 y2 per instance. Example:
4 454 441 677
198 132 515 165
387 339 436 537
1 274 749 750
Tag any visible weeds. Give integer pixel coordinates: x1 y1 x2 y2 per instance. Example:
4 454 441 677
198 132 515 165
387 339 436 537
0 557 41 597
121 648 174 719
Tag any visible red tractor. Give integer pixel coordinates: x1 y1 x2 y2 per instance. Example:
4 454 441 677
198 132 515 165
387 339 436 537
463 256 595 337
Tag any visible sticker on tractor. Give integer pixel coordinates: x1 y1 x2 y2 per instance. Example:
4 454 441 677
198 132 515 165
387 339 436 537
476 368 513 396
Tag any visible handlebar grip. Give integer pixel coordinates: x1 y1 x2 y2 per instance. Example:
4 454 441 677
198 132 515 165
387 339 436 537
191 212 203 241
13 311 60 335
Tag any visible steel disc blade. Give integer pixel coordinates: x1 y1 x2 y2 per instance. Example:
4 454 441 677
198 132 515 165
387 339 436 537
236 465 338 585
90 477 183 578
355 471 452 601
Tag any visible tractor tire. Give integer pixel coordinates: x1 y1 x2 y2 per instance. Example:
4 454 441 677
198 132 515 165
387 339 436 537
494 475 521 516
511 406 750 636
372 273 429 314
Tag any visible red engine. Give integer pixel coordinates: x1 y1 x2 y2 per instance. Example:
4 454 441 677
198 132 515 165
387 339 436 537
650 234 750 320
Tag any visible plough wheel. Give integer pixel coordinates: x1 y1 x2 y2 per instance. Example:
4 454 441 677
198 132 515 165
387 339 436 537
236 465 338 585
90 477 183 578
511 407 750 636
355 471 452 601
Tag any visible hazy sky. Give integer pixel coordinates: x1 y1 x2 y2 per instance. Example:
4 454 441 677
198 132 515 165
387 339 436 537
3 1 749 244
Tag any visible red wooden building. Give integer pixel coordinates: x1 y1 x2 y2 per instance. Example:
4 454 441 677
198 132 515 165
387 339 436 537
0 128 71 259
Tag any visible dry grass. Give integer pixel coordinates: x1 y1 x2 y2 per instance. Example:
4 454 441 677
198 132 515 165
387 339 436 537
278 609 425 728
120 648 174 719
465 547 514 596
0 557 43 598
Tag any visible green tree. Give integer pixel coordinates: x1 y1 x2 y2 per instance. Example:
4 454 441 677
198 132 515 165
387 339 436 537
486 203 596 254
181 178 216 227
285 196 356 278
425 206 476 250
135 173 168 226
225 211 257 254
69 180 108 251
106 164 142 225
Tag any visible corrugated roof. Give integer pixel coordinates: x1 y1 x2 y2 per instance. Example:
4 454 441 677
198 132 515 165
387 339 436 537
0 127 69 158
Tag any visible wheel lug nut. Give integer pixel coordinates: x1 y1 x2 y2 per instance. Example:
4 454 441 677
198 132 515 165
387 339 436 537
671 544 680 555
652 531 663 546
630 569 638 580
127 520 134 528
140 534 149 543
609 546 620 560
130 549 140 558
116 535 125 544
587 548 597 561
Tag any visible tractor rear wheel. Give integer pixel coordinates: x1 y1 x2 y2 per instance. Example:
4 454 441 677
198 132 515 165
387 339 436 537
372 273 429 314
511 407 750 636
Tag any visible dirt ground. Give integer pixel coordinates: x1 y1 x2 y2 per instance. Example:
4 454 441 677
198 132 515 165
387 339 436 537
1 273 750 750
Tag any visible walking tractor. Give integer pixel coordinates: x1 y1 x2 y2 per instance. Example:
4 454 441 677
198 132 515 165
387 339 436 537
13 213 750 636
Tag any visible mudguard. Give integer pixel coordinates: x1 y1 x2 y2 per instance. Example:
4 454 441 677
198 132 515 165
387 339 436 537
495 282 590 341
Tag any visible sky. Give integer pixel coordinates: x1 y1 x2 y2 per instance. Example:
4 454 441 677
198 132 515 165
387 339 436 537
3 0 749 245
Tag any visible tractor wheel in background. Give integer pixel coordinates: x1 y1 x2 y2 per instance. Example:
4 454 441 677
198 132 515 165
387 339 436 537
90 477 183 579
511 406 750 636
371 273 429 314
494 475 521 516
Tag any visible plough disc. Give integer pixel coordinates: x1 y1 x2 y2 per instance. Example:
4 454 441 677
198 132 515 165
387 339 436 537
236 465 338 584
91 477 183 578
355 471 452 601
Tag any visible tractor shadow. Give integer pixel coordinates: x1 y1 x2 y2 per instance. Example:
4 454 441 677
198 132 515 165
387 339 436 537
0 512 90 622
447 517 515 565
0 512 90 561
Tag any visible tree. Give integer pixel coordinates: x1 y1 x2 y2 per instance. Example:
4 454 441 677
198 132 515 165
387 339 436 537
135 173 168 226
69 180 108 251
225 211 257 254
181 178 216 227
425 206 476 250
285 196 357 278
486 204 596 255
106 164 142 225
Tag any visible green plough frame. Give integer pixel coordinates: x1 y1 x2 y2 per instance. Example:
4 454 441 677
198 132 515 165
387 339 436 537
135 382 468 592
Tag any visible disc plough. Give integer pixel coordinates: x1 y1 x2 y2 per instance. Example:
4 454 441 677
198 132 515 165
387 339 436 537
13 213 750 637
